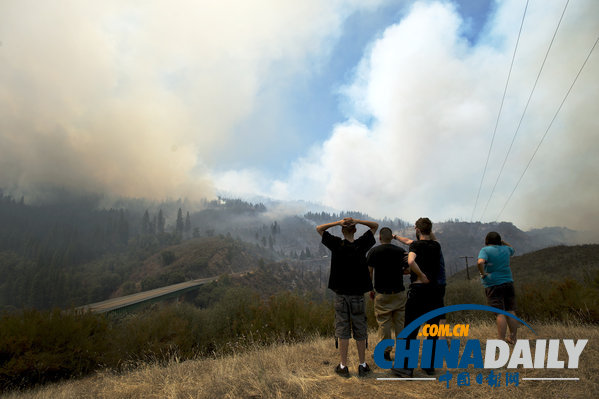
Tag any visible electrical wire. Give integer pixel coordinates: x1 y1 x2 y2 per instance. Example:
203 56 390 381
496 34 599 221
479 0 570 221
470 0 529 222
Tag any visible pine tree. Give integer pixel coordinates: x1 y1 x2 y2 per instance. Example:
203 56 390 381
176 208 184 234
184 211 191 234
150 215 157 235
157 209 165 234
142 210 150 235
271 221 280 235
118 209 129 245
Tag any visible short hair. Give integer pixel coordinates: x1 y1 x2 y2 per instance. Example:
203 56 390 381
379 227 392 241
341 225 356 234
485 231 502 246
415 217 432 235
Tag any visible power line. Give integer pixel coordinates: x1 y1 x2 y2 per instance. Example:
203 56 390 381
470 0 529 222
496 33 599 221
479 0 570 221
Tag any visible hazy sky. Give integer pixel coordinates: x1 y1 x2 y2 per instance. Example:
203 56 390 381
1 0 597 231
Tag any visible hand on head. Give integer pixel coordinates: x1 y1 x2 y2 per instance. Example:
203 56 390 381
342 217 355 227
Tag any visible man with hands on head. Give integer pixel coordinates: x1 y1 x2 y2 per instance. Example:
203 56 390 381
317 217 378 378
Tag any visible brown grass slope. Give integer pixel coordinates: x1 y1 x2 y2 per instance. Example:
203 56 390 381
6 322 598 399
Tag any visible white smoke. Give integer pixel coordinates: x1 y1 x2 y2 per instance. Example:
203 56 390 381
227 0 599 231
0 0 387 201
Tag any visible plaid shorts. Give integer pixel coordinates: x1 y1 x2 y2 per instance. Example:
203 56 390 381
334 294 368 340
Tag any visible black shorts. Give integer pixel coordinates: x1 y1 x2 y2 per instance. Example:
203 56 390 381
485 282 517 312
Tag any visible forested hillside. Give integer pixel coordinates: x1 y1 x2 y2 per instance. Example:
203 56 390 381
0 190 584 311
0 193 275 310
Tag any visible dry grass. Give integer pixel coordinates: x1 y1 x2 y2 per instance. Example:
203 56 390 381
6 321 598 399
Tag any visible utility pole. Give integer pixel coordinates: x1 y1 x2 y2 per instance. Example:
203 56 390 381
320 255 328 290
460 256 474 280
319 262 322 289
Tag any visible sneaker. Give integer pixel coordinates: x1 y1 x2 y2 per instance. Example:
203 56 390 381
391 367 413 378
358 363 371 377
335 364 350 378
423 368 435 376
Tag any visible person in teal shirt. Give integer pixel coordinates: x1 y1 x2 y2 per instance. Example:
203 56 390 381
477 232 518 344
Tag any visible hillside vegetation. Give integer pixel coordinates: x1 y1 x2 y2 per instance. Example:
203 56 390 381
0 260 337 393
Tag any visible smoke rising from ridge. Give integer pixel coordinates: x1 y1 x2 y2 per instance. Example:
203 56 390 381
0 0 385 201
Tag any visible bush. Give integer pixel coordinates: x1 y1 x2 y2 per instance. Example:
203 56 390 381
0 309 110 391
517 277 599 323
0 288 338 392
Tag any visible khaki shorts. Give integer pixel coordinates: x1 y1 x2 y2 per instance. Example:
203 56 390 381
334 294 368 340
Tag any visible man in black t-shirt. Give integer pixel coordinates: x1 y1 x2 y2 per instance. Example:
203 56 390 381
317 217 378 378
392 217 442 378
367 227 408 362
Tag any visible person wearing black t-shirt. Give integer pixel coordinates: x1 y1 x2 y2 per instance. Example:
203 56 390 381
392 217 442 378
394 231 447 333
367 227 409 362
317 217 378 378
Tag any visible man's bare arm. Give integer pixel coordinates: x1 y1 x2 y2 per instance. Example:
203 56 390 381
316 219 344 236
393 234 413 246
352 219 379 234
394 231 437 246
408 252 429 283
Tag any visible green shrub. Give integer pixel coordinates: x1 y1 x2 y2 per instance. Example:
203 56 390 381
0 309 110 391
517 277 599 323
